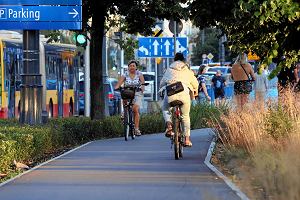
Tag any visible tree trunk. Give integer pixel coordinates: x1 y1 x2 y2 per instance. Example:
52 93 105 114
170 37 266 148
90 13 105 120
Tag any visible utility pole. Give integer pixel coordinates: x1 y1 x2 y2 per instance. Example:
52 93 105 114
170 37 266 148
84 32 90 117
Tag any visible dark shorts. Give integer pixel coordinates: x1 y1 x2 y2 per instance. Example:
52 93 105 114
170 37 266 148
214 89 225 99
234 80 252 95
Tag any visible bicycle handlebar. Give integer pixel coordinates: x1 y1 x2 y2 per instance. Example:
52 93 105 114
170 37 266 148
114 83 149 91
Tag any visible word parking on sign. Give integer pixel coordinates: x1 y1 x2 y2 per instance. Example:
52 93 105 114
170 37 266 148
0 8 40 21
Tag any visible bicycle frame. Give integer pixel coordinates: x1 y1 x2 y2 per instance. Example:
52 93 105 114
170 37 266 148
122 98 135 141
171 105 184 160
115 83 149 141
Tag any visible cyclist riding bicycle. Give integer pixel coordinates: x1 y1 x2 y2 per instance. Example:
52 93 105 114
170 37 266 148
159 53 198 147
114 60 145 136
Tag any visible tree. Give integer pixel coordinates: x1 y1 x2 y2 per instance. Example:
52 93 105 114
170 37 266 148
191 28 221 65
82 0 188 119
188 0 300 77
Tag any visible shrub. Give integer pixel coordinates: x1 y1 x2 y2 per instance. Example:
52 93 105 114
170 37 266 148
0 136 16 173
101 116 122 138
140 112 164 134
190 102 226 129
1 127 34 162
265 105 294 140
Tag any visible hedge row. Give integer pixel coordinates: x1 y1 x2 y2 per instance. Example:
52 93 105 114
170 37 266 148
0 103 224 176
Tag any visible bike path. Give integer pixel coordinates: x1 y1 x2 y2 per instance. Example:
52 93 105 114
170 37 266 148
0 129 241 200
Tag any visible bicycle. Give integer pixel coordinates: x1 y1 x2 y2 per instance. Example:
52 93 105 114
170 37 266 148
169 100 184 160
115 83 148 141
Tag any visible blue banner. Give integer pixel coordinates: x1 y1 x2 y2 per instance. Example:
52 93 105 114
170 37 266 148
0 0 81 5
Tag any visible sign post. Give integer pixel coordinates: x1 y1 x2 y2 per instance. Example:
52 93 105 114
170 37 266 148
168 19 183 56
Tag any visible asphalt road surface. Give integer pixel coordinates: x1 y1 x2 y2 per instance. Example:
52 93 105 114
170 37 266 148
0 129 241 200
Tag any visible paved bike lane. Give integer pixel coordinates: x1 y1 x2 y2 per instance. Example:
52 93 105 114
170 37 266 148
0 129 244 200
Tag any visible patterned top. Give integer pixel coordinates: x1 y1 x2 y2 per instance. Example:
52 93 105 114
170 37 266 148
123 70 142 87
197 75 206 92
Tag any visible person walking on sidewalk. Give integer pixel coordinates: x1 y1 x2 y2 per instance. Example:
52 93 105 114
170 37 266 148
231 52 256 109
254 67 268 107
197 65 211 103
211 70 226 106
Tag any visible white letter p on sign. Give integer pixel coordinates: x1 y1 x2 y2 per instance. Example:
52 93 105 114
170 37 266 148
0 8 7 19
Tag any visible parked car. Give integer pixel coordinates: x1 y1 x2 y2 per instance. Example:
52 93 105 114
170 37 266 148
190 66 200 76
142 72 155 101
78 77 121 116
104 78 121 116
204 66 232 81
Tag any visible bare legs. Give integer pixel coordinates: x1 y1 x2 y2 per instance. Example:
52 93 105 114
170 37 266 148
133 104 140 130
235 94 249 110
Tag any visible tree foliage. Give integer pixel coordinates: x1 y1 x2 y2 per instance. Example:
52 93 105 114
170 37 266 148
191 28 220 65
82 0 188 119
189 0 300 78
82 0 299 119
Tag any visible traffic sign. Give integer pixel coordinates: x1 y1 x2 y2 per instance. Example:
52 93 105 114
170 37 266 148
0 0 82 30
0 0 81 5
168 19 183 35
138 37 188 58
207 53 214 60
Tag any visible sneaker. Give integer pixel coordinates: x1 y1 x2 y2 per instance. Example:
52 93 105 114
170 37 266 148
165 121 174 138
135 129 142 136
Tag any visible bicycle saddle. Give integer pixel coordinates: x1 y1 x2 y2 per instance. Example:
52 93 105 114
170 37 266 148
169 100 183 107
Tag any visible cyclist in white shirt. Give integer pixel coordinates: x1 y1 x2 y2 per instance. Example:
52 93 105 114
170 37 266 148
159 53 198 147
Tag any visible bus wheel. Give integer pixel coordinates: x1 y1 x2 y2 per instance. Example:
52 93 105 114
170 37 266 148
49 100 54 118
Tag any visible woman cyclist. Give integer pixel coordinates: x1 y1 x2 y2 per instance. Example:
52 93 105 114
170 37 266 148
159 53 198 147
114 60 145 136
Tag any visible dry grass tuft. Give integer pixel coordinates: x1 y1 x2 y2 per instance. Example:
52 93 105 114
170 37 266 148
214 90 300 200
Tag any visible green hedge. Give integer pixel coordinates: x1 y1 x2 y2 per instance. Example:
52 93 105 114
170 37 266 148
0 104 223 177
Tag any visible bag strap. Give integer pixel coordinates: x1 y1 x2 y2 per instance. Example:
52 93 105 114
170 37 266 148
240 64 251 81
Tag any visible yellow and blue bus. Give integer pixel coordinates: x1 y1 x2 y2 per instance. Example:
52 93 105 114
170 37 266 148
0 32 81 119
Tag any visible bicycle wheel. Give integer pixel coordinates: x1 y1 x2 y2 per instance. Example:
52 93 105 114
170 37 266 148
173 114 180 160
128 108 135 140
123 108 129 141
178 122 183 158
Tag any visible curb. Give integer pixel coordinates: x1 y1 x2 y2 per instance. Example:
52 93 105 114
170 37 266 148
0 142 92 188
204 130 250 200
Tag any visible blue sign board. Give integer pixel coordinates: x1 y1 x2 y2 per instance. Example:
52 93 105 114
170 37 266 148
0 0 82 30
0 0 81 5
138 37 188 58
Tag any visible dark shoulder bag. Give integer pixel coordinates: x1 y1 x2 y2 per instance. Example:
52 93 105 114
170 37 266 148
240 64 253 93
166 81 184 96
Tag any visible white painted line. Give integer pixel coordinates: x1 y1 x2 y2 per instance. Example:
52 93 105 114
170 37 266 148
0 141 92 188
204 130 250 200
